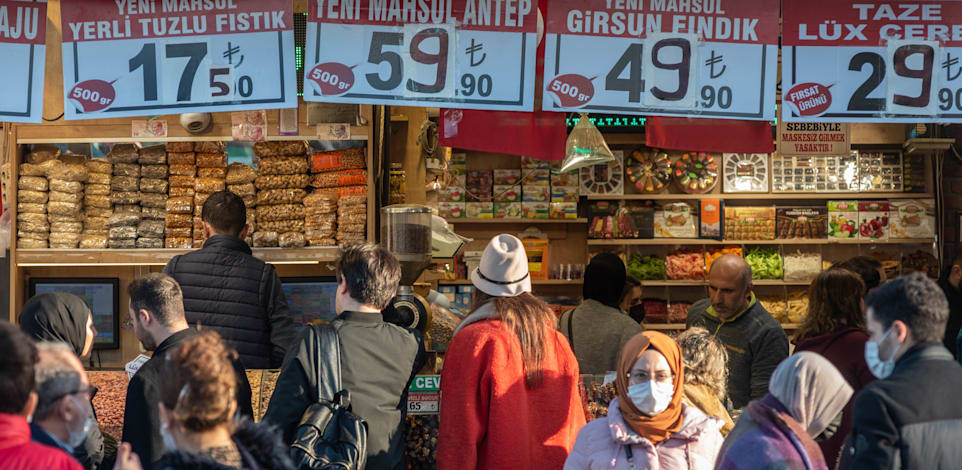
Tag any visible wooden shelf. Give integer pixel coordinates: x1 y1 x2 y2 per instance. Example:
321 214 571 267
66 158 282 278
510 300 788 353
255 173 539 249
639 280 811 286
445 218 587 224
438 279 583 285
645 323 801 330
15 247 340 267
588 192 934 201
588 238 934 246
15 126 371 144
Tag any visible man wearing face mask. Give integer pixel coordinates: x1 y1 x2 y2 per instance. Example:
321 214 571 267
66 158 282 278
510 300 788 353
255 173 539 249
840 273 962 469
31 343 96 463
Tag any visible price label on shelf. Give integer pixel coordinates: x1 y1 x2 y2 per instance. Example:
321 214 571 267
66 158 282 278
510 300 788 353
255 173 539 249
543 0 778 120
408 375 440 415
783 0 962 122
0 0 46 123
304 0 538 111
60 0 297 121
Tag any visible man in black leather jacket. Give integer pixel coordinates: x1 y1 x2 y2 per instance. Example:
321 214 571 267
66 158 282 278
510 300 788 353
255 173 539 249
163 191 297 369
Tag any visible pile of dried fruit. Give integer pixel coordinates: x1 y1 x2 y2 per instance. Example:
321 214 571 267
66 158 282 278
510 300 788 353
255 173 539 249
405 415 439 469
88 371 129 438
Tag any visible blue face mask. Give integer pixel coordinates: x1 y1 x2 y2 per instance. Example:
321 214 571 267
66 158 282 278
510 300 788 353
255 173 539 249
864 327 902 379
626 381 674 416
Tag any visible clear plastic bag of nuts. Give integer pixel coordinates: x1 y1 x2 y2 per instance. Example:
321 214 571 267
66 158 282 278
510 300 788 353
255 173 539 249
256 188 307 205
79 235 108 249
50 191 84 204
50 179 84 193
141 164 168 179
140 178 169 193
112 163 141 177
167 152 196 166
85 159 112 174
198 167 227 179
86 173 111 185
256 156 309 175
48 201 83 217
18 190 48 204
254 174 310 190
253 141 308 157
256 204 305 221
195 178 226 193
110 191 141 205
138 145 167 165
110 176 139 192
165 237 193 249
107 213 142 227
258 219 305 233
252 231 279 247
226 163 257 184
18 176 48 192
227 183 256 197
49 164 89 182
196 152 227 168
278 232 307 248
140 192 168 208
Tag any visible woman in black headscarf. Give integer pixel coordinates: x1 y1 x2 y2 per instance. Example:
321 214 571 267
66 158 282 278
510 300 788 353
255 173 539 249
20 292 106 470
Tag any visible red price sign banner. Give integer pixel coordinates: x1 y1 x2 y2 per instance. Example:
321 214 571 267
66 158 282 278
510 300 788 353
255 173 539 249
305 0 538 111
543 0 778 120
60 0 297 120
783 0 962 122
0 0 46 123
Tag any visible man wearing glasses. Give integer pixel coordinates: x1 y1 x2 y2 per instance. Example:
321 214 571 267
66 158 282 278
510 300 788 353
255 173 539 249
31 342 97 464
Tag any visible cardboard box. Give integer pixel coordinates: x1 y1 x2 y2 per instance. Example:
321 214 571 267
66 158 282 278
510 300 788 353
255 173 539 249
857 201 890 240
890 199 935 239
521 169 550 186
521 156 551 169
493 185 521 203
438 202 465 219
724 206 776 240
827 200 859 239
522 185 550 202
551 169 580 187
466 202 494 218
467 170 493 186
628 205 655 239
655 202 698 238
549 202 578 219
522 202 550 219
776 207 828 239
450 153 467 175
494 202 522 218
700 199 722 239
439 186 466 202
493 169 521 185
551 186 580 203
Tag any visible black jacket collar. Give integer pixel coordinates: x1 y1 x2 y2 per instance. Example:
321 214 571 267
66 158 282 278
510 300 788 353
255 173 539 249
154 328 197 358
895 342 954 371
154 420 295 470
203 235 253 255
338 311 384 323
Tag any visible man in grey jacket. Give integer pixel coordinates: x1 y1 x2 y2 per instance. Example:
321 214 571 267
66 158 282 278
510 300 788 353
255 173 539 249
686 254 788 409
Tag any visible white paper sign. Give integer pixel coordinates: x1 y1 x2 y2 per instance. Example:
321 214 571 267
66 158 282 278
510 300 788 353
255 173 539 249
0 1 46 124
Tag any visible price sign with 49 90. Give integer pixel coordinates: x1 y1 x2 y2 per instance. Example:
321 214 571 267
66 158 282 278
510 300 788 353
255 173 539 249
543 0 778 120
60 0 297 121
304 0 538 111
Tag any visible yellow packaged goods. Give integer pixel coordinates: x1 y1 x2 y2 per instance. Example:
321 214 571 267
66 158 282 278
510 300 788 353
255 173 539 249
227 183 256 197
85 184 110 196
25 144 61 164
165 237 192 248
194 192 212 208
252 231 279 247
49 179 84 193
166 197 194 214
142 207 167 219
110 176 139 192
18 202 46 214
19 163 46 176
258 219 305 233
17 212 47 224
109 225 139 239
18 229 49 240
84 207 113 218
140 178 169 194
242 194 256 209
108 239 137 248
110 191 141 205
193 216 204 233
257 156 309 175
195 177 226 193
196 152 227 168
165 227 192 238
112 163 141 177
169 186 195 197
310 170 367 189
308 237 336 247
48 214 80 224
141 164 168 179
51 221 83 233
137 219 166 237
60 154 89 166
254 174 310 190
107 213 141 227
338 213 366 225
311 148 366 173
84 217 109 231
338 222 366 233
165 213 192 228
49 164 89 182
278 232 307 248
168 164 197 177
106 144 139 164
79 235 108 249
18 220 49 233
169 176 195 189
167 152 196 165
198 167 227 179
85 159 112 174
256 204 305 221
114 204 141 215
18 190 48 204
136 237 164 248
86 173 111 185
48 201 82 217
256 188 307 205
226 163 257 184
84 194 111 208
139 145 167 164
18 238 48 248
304 192 338 206
50 233 82 248
140 192 167 208
166 142 194 152
194 141 226 153
50 191 83 204
19 176 48 192
253 141 308 157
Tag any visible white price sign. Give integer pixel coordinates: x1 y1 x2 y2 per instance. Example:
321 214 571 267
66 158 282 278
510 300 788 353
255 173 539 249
60 0 297 121
543 0 778 120
783 0 962 122
408 375 441 416
0 0 46 124
304 0 538 111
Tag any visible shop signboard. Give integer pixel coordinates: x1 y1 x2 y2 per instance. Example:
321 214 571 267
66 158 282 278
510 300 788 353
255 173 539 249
776 121 851 155
0 0 46 123
542 0 778 120
303 0 539 111
783 1 962 122
408 375 440 415
60 0 297 121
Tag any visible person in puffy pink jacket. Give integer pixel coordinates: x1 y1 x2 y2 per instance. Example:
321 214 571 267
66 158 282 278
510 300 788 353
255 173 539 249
565 331 724 470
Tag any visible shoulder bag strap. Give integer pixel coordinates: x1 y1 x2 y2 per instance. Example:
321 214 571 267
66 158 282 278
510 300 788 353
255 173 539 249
310 323 342 403
566 309 576 355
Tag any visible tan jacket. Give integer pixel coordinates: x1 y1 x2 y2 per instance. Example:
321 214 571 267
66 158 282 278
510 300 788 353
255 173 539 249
683 383 734 436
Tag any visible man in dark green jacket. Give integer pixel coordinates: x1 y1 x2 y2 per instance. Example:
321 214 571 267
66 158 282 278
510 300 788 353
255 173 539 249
686 254 788 410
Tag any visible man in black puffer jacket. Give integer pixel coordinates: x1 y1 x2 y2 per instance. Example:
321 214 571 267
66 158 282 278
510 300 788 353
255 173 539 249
163 191 297 369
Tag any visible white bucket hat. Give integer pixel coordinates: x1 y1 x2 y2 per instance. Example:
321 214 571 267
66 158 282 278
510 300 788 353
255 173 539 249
470 234 532 297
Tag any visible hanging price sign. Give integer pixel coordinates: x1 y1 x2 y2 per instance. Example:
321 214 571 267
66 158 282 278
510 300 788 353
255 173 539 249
783 1 962 122
408 375 440 415
0 0 46 123
60 0 297 121
304 0 538 111
543 0 777 120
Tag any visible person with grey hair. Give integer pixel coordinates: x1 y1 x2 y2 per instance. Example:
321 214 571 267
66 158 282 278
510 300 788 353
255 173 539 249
31 342 96 463
120 273 253 466
685 254 788 410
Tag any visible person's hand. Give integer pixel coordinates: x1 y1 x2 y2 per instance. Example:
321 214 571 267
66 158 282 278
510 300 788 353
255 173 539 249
113 443 143 470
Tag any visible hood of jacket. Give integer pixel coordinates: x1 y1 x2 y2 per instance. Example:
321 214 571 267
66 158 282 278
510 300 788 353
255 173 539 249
155 420 295 470
792 327 866 352
606 397 721 446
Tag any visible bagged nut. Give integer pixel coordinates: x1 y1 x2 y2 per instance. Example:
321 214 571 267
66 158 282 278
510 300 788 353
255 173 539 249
258 219 305 233
256 156 308 175
20 163 46 177
166 227 192 238
169 175 194 188
253 231 279 247
18 190 48 204
25 144 61 164
110 176 139 192
308 237 337 247
114 204 142 215
18 238 48 248
17 212 48 224
226 163 257 184
84 207 113 218
165 237 193 249
112 163 141 178
140 192 168 208
193 204 204 216
279 232 307 248
109 226 138 239
256 204 305 221
142 207 167 220
85 159 112 174
50 179 84 194
338 223 366 233
168 164 197 177
139 145 167 164
50 232 82 248
110 191 141 205
84 217 109 231
79 235 108 249
107 213 142 227
194 178 226 193
196 152 227 168
18 202 46 214
194 141 225 153
194 192 213 208
140 178 169 193
304 192 338 206
167 196 194 214
310 148 366 173
253 141 308 157
254 174 310 190
310 169 367 189
198 167 227 179
85 184 110 196
106 144 139 164
50 191 84 204
86 172 111 185
227 183 255 197
18 221 50 233
166 142 194 152
307 206 339 217
48 214 80 223
167 152 196 165
166 213 192 228
49 164 88 182
108 238 137 248
48 201 82 217
136 237 164 248
141 164 168 179
19 176 48 191
338 212 367 225
193 217 204 233
18 229 49 240
137 219 166 237
242 195 256 209
52 222 85 234
82 194 109 209
256 188 307 205
169 186 195 197
60 154 89 165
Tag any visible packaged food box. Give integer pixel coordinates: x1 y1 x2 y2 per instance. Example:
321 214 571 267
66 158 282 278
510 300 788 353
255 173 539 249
466 202 494 218
467 170 493 187
449 153 467 174
551 186 580 203
494 202 522 218
521 156 551 169
827 200 859 239
438 286 457 302
550 169 579 187
493 169 521 185
890 199 935 239
439 202 465 219
858 201 890 240
522 185 549 202
466 185 492 202
522 202 550 219
724 206 776 240
439 186 465 202
700 199 722 239
493 185 521 203
628 205 655 239
451 174 466 187
776 207 828 239
549 202 578 219
587 202 634 239
521 168 550 185
655 203 698 238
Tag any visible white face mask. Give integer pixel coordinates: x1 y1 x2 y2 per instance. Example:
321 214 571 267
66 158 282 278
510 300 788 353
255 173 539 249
66 395 94 448
160 421 177 452
865 327 902 379
626 380 674 416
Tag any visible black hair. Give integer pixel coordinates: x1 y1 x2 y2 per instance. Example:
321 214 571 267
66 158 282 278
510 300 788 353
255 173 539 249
0 321 38 414
583 253 627 309
833 256 883 292
128 273 186 326
336 243 401 310
865 272 948 343
201 190 247 236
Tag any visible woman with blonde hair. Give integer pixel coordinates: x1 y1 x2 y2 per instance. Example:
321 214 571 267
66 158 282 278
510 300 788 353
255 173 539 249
676 327 734 435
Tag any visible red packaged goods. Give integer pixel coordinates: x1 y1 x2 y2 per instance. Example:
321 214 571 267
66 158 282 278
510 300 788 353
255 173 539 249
310 169 367 188
666 249 705 280
643 299 669 323
668 302 691 323
313 185 366 198
310 148 366 173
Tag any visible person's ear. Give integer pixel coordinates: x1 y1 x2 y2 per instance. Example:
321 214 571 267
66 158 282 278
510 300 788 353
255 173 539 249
202 221 213 239
239 224 250 240
893 320 911 343
22 392 38 420
953 265 962 276
138 309 152 328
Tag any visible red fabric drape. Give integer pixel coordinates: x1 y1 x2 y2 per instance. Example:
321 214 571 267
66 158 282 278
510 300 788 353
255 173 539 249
646 116 775 154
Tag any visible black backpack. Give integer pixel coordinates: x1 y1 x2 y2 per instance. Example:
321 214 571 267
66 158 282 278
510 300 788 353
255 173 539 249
290 323 368 470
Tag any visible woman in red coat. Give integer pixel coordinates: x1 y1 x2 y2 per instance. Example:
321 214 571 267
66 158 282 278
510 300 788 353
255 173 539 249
438 234 586 470
792 268 876 468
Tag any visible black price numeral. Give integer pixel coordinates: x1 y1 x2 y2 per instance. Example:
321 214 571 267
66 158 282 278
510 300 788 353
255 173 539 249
649 38 691 102
461 73 492 97
365 29 450 95
846 44 935 112
606 43 644 103
701 85 732 109
129 42 208 103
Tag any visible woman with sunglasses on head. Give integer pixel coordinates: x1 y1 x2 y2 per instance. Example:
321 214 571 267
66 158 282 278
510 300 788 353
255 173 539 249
565 331 724 470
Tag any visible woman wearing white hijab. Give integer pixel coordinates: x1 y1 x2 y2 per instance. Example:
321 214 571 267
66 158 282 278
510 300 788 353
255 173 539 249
715 352 853 470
